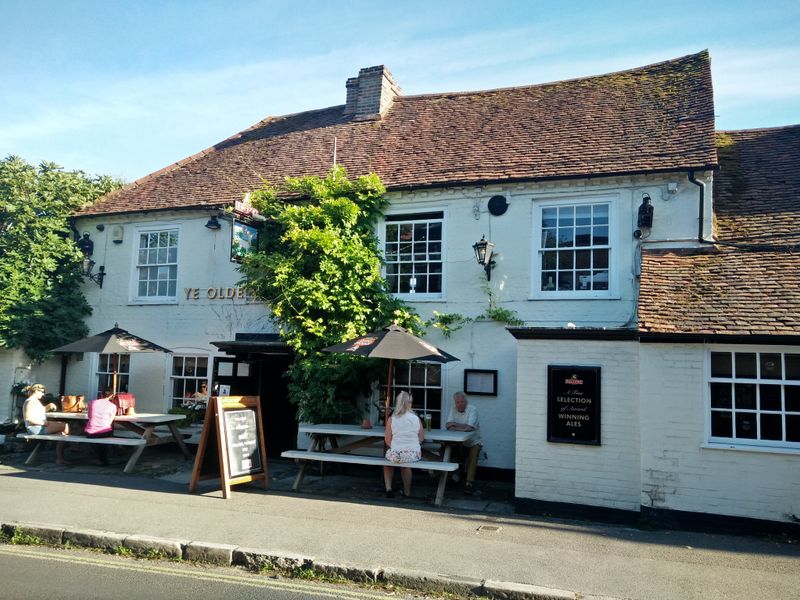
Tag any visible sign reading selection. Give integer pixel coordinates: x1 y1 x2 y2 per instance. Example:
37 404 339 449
547 366 601 445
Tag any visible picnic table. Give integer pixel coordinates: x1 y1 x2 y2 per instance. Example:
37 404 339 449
21 411 192 473
281 423 477 506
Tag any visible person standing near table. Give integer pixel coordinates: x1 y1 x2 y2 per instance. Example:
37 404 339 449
22 383 70 465
445 391 482 492
383 391 424 498
85 394 117 465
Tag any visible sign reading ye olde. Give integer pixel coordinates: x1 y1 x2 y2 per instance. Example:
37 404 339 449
547 366 601 445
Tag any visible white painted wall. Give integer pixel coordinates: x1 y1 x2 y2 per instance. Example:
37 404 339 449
640 343 800 523
46 211 274 413
8 171 711 472
514 339 642 511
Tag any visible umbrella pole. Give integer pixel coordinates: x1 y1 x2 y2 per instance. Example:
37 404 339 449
112 354 118 396
385 358 394 424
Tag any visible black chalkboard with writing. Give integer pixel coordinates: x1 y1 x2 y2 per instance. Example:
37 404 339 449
189 396 268 498
547 366 601 445
224 409 262 477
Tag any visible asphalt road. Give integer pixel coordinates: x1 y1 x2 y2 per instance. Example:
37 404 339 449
0 544 422 600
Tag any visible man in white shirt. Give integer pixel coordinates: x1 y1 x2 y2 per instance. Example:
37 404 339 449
445 391 481 493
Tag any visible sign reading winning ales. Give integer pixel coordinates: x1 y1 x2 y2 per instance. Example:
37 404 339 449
547 366 601 445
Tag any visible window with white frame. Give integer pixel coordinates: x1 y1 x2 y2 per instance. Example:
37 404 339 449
170 355 210 409
135 228 179 300
535 200 611 295
384 212 443 296
382 362 443 427
708 350 800 449
97 354 130 395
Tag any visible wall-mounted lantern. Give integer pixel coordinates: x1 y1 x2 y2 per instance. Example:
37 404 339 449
472 235 496 281
76 232 105 287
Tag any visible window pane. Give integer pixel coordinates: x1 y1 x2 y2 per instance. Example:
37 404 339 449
592 226 609 245
710 383 732 408
711 411 732 437
710 352 732 377
576 271 591 290
735 412 757 439
760 354 782 379
386 224 398 241
760 414 783 441
557 228 574 248
542 252 557 270
558 251 573 269
575 250 591 269
542 229 557 248
542 208 557 228
575 227 591 247
558 271 573 291
735 353 757 378
734 383 756 409
594 249 609 269
541 272 556 290
787 415 800 442
760 385 782 411
558 206 574 226
786 355 800 380
786 386 800 412
593 204 609 223
410 364 426 386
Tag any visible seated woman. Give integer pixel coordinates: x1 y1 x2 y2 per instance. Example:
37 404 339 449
383 391 424 498
85 394 117 465
22 383 70 465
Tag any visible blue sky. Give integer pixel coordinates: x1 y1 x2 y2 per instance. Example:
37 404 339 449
2 0 798 182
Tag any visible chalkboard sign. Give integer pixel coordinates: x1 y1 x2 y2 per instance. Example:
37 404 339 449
224 409 262 477
189 396 268 498
547 366 601 445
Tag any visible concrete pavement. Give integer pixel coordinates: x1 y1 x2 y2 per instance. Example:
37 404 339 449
1 442 799 600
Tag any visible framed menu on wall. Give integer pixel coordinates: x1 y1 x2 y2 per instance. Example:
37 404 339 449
547 366 601 445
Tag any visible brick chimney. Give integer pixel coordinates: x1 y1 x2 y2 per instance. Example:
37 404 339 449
344 65 402 120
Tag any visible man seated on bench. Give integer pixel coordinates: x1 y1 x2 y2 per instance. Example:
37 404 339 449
85 393 117 465
22 383 70 465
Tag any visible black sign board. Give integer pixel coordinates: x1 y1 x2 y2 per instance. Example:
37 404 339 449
547 366 601 445
189 396 269 498
224 409 262 477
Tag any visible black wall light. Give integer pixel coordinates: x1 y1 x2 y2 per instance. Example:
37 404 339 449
82 258 106 288
205 215 222 230
76 233 105 287
472 235 496 280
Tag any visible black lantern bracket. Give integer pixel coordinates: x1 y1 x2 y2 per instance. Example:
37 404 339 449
472 235 496 281
82 258 106 288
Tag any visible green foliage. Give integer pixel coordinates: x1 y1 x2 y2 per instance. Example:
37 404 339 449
3 527 43 545
479 284 523 326
240 166 418 423
426 311 471 338
0 156 121 361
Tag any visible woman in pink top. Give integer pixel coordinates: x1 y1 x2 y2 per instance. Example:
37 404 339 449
85 395 117 464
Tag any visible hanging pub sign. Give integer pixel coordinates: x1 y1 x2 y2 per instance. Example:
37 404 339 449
547 366 601 445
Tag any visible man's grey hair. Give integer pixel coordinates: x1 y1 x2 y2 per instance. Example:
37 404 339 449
453 391 467 402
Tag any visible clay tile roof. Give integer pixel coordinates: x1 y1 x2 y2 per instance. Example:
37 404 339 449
80 51 716 217
638 125 800 336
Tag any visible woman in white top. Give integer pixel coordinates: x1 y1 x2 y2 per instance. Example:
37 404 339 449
22 383 70 465
383 391 424 498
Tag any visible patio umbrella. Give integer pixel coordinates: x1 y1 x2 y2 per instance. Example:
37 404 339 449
51 323 172 395
323 323 459 422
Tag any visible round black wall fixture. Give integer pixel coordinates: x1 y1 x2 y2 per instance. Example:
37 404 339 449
488 195 509 216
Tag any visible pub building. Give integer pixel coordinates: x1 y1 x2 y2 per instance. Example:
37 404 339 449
2 52 798 532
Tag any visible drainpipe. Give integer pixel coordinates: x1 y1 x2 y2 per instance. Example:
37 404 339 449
68 216 80 242
688 171 711 244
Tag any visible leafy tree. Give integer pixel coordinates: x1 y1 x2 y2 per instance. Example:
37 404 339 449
0 156 120 361
241 166 419 422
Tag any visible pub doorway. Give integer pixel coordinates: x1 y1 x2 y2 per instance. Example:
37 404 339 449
211 336 296 457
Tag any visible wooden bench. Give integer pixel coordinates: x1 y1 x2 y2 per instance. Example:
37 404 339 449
20 434 147 473
281 449 458 506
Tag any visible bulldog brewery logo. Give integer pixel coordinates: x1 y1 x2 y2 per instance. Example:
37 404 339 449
564 374 583 385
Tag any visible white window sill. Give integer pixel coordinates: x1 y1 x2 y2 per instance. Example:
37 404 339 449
701 442 800 456
129 298 179 306
528 293 620 301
